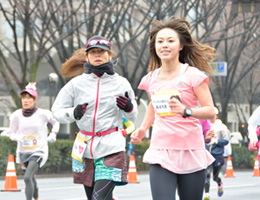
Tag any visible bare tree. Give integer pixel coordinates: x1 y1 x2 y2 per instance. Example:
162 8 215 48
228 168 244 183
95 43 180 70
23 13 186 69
193 1 260 124
1 0 260 136
0 0 92 107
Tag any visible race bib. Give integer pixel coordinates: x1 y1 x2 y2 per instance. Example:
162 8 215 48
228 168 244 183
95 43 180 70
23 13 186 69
151 90 182 117
71 133 88 162
22 135 38 149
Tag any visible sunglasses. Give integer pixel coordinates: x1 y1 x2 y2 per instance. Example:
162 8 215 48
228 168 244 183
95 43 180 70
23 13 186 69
86 39 111 49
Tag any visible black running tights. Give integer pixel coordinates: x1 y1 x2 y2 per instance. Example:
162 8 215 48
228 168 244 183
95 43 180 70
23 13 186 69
204 164 222 193
84 180 116 200
149 164 206 200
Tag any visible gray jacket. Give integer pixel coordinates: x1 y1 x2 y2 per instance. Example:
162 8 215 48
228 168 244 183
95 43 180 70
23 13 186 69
52 72 138 159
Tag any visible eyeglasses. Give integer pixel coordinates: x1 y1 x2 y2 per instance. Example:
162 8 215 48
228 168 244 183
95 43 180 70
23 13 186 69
86 39 111 49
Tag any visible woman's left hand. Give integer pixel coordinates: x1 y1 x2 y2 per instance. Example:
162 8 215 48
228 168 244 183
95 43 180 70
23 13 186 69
130 128 146 144
168 98 185 115
116 91 133 112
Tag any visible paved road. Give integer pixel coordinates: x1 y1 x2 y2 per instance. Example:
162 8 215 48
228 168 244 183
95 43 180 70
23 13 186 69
0 170 259 200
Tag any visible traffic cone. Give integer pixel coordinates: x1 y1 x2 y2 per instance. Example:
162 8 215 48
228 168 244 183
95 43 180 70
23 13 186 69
253 156 260 177
225 156 235 178
127 155 139 183
1 154 21 192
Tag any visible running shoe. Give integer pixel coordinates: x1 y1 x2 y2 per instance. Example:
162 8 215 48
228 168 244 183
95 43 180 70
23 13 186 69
203 193 210 200
218 182 223 197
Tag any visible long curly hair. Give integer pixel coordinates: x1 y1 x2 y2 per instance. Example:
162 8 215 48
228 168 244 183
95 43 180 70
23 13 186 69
61 49 86 78
149 16 215 76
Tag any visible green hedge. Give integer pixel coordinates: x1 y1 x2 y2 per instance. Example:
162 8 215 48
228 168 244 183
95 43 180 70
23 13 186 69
231 144 257 169
0 137 258 176
0 137 17 176
43 139 73 174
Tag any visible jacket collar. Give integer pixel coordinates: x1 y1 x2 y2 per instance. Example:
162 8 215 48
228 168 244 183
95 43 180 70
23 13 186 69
84 61 115 77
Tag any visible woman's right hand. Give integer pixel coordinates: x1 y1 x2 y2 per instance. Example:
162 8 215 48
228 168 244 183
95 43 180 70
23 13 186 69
74 103 88 120
130 128 146 144
10 134 24 142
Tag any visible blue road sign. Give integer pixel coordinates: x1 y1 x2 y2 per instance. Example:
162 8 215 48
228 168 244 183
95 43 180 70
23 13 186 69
210 62 227 76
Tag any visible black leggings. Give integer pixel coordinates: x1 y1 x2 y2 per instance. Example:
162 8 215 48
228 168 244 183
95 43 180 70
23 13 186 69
204 164 222 193
84 179 116 200
150 164 206 200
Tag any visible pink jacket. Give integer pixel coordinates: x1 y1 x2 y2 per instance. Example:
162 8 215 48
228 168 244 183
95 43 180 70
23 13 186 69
248 127 260 160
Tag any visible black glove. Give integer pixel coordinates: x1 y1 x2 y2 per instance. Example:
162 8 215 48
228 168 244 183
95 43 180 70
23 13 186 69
74 103 88 120
116 92 133 112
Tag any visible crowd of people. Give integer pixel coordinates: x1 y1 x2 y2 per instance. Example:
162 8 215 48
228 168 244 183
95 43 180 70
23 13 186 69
1 15 259 200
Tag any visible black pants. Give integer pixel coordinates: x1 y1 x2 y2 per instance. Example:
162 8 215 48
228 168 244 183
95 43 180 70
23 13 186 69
149 164 206 200
204 164 222 193
84 179 116 200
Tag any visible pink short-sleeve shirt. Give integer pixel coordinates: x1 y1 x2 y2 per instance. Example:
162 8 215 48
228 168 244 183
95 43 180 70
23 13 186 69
138 63 214 173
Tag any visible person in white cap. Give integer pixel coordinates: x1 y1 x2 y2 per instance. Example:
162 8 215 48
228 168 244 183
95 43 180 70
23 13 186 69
8 82 60 200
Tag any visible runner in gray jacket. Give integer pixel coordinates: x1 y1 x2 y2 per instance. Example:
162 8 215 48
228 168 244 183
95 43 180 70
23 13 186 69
52 35 138 200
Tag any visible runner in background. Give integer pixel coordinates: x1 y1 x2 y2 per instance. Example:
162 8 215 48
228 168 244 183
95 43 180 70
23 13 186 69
8 82 60 200
248 105 260 151
248 127 260 167
203 107 229 200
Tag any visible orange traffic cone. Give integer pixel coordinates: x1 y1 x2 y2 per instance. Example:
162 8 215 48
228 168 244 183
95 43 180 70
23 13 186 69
1 154 21 192
127 155 139 183
225 156 235 178
253 156 260 177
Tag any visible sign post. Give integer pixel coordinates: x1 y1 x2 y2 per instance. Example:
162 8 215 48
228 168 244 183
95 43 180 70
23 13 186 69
210 62 227 76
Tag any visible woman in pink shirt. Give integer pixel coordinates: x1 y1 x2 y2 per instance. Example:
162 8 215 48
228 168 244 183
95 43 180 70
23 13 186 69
131 16 215 200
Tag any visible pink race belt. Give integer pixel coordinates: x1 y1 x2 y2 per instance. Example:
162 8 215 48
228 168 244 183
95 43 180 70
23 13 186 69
80 127 118 137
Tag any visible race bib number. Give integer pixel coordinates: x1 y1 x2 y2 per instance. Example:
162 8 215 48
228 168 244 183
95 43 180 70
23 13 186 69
151 90 182 117
22 135 38 149
71 133 88 162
